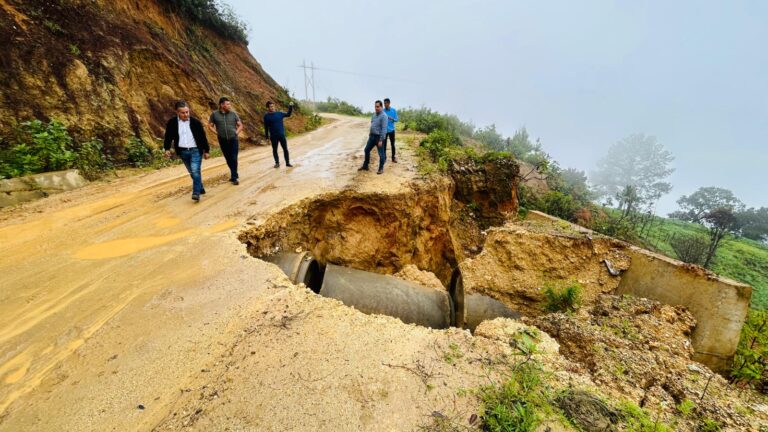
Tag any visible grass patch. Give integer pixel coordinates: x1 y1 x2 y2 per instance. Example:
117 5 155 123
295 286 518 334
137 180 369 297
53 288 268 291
542 282 582 313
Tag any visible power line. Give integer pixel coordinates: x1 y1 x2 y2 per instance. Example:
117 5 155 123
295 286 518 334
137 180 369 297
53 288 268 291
298 62 422 101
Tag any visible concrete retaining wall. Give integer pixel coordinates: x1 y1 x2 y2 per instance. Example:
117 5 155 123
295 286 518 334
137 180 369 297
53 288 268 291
0 170 87 207
525 210 752 373
616 247 751 372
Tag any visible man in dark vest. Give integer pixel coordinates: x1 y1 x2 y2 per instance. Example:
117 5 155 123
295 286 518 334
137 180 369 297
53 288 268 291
163 100 210 202
208 97 243 185
263 101 294 168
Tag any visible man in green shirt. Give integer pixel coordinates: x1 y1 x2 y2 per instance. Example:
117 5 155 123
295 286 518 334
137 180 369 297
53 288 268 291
208 97 243 185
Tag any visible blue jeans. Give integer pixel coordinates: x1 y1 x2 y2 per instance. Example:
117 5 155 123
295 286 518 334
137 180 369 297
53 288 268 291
363 134 386 171
179 148 203 195
219 137 239 180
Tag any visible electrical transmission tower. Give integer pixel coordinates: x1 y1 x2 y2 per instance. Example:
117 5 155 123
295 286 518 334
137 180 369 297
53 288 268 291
299 60 316 102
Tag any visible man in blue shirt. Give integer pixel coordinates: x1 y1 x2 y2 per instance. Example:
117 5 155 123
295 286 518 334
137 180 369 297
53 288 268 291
263 101 294 168
358 100 389 174
383 98 399 163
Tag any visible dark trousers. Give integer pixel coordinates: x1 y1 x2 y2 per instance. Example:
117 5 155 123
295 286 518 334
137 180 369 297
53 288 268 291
179 148 204 195
386 131 396 160
218 137 239 180
270 134 290 164
363 134 386 171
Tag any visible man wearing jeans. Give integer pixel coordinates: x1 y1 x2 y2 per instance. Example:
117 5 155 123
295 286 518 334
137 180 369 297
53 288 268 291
164 100 210 201
263 100 294 168
358 100 389 174
208 97 243 185
383 98 399 162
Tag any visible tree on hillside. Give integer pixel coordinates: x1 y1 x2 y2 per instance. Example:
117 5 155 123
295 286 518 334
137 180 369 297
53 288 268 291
668 187 743 221
737 207 768 243
670 186 745 268
590 133 675 217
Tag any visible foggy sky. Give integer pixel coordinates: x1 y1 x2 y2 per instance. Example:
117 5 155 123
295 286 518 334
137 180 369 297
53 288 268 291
228 0 766 215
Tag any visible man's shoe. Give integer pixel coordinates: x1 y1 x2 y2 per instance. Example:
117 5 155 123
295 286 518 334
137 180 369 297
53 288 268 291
274 163 280 168
232 179 239 185
192 194 200 201
200 189 206 195
358 166 369 171
377 169 384 175
392 158 398 163
286 163 293 167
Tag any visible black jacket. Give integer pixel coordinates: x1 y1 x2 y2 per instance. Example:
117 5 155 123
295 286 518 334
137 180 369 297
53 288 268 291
163 116 210 155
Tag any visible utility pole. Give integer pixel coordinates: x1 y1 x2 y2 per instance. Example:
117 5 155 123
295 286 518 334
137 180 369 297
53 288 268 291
299 60 316 103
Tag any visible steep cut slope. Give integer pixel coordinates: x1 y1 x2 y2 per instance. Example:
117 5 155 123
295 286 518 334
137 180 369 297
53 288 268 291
0 0 303 156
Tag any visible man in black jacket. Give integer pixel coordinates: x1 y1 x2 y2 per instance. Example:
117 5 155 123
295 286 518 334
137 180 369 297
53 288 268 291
164 100 210 202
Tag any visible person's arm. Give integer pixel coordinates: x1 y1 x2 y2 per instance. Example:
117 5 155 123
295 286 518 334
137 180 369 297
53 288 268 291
263 114 270 140
392 109 398 123
377 115 386 147
163 118 174 157
235 113 243 135
207 113 217 134
195 119 210 157
285 103 293 118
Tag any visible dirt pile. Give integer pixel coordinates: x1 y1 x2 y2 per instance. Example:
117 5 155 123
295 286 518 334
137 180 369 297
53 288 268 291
460 221 631 317
0 0 304 152
529 295 766 431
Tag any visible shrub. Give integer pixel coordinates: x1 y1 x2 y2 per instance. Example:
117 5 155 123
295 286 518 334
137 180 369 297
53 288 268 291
420 130 461 166
0 119 77 178
669 233 709 265
163 0 249 44
75 138 112 180
731 309 768 391
543 282 582 313
399 107 474 137
313 97 365 116
126 136 154 167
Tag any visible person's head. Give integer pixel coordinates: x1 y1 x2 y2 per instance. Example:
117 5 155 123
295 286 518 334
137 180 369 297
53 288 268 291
266 101 276 113
384 98 391 109
375 100 383 113
219 97 231 112
175 100 190 121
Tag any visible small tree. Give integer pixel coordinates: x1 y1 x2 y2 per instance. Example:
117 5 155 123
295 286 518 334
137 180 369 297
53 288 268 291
669 233 709 265
737 207 768 243
670 187 745 268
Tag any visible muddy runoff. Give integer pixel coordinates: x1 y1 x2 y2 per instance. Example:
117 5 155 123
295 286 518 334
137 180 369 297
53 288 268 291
238 176 520 331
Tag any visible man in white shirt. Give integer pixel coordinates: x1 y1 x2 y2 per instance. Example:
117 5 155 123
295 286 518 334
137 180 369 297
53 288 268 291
163 101 210 201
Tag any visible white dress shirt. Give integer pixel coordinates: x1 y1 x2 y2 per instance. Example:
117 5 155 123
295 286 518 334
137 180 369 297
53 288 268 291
178 118 197 148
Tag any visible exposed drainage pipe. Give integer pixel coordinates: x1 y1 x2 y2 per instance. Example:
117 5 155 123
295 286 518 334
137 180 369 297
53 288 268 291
261 253 520 331
320 264 454 329
464 293 521 331
261 252 325 292
448 270 519 331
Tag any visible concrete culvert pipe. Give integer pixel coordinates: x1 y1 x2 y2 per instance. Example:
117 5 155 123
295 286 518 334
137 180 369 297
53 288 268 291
463 293 521 332
261 252 325 293
320 264 455 329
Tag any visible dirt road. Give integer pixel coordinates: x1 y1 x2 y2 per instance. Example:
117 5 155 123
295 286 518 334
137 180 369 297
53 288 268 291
0 114 431 430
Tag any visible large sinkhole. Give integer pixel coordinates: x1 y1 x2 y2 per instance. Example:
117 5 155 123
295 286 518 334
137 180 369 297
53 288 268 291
238 180 521 330
238 183 461 286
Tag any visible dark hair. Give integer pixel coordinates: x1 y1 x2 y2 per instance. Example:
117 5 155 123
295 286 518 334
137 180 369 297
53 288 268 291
174 100 188 110
384 98 390 103
219 97 230 105
375 100 383 107
266 101 274 108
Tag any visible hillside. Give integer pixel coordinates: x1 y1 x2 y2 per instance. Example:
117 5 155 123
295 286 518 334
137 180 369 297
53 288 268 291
0 0 304 157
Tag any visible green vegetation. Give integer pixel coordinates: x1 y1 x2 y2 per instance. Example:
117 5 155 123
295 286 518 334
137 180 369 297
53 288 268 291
313 97 366 116
0 119 174 181
731 309 768 390
617 401 673 432
163 0 249 44
542 282 582 313
478 361 549 431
